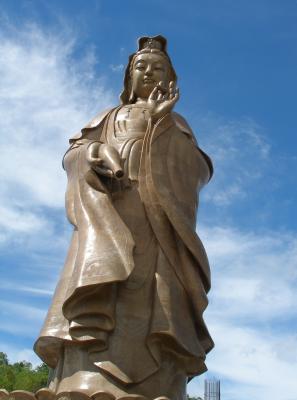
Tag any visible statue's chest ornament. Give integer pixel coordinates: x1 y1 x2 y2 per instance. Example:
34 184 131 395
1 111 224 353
114 105 150 140
102 105 150 184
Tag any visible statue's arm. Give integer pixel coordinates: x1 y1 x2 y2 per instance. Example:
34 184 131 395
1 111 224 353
86 142 125 179
172 112 213 179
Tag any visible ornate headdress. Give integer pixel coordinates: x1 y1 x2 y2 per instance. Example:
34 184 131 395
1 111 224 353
120 35 177 104
138 36 166 52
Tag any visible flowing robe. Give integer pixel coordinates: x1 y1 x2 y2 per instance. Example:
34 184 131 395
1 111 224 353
34 108 214 398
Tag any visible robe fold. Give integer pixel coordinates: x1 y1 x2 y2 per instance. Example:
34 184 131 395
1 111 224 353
34 108 214 393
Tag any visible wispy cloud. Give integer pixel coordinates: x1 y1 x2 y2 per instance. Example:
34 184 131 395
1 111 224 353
0 282 53 296
189 224 297 400
195 114 271 206
0 205 47 234
0 301 46 337
205 322 297 400
0 342 42 367
110 63 124 72
0 21 115 245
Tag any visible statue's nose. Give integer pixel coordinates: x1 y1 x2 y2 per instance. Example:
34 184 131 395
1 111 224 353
145 66 153 75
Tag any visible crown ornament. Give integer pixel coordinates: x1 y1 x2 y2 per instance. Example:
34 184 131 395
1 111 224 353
138 35 167 53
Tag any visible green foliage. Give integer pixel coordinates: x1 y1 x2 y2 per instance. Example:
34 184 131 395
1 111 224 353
187 396 203 400
0 352 9 366
0 353 49 393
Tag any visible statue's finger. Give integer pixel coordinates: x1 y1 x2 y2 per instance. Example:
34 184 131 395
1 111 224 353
159 80 165 89
156 81 167 94
149 86 158 100
169 81 175 99
163 91 169 100
173 88 180 102
168 88 180 106
169 81 175 92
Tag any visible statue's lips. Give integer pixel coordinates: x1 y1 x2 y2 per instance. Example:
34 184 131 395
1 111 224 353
143 79 155 84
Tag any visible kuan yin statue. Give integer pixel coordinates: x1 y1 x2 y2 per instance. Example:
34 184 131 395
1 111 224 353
34 35 214 400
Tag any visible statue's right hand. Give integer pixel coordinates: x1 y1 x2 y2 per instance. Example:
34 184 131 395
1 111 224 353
86 142 114 178
147 80 179 121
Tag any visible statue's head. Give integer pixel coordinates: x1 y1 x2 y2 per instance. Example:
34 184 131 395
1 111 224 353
120 35 177 104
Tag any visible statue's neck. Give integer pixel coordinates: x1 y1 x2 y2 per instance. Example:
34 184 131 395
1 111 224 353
135 98 148 105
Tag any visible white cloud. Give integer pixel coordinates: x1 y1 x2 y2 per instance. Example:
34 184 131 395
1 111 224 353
0 301 46 337
200 225 297 322
0 282 53 296
188 225 297 400
110 63 124 72
0 342 42 368
0 204 46 233
195 114 271 206
203 322 297 400
0 22 115 242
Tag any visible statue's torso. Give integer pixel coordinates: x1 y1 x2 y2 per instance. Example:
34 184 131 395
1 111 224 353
114 104 150 138
104 104 150 182
102 104 155 286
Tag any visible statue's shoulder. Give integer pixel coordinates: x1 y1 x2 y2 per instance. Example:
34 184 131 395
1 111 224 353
69 107 114 143
172 112 194 138
82 108 114 131
172 112 213 179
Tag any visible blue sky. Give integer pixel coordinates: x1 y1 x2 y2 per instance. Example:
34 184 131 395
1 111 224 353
0 1 296 399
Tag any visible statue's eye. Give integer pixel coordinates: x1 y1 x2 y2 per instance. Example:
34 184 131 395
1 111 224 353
135 65 145 70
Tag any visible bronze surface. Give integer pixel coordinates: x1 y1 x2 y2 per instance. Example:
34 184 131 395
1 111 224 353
32 35 214 400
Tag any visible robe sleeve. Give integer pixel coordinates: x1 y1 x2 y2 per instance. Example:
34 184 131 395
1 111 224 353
149 117 212 291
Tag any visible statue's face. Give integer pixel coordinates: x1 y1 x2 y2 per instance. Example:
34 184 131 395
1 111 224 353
131 52 170 99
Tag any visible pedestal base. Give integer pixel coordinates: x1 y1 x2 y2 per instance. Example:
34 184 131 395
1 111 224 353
0 388 171 400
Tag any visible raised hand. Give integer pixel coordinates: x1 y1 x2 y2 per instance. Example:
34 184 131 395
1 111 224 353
146 81 179 121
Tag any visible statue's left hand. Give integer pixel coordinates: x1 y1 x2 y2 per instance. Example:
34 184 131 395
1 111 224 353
86 142 125 179
147 81 179 121
86 142 114 178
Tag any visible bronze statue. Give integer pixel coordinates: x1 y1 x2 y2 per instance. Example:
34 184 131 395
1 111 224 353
34 35 214 400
